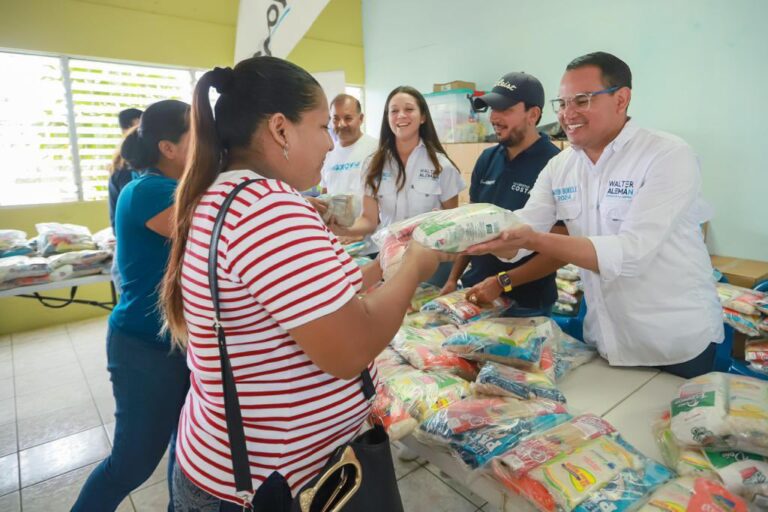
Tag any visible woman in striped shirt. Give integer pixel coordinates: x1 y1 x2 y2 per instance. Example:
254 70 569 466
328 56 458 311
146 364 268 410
161 57 450 511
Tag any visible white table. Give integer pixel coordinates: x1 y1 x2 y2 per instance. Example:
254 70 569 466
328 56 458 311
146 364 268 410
0 273 116 311
399 358 685 511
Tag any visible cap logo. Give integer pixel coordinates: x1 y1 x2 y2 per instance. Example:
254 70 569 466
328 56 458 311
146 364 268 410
495 78 517 93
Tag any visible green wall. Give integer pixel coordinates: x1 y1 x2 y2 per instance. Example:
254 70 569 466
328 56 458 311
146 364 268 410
363 0 768 261
0 0 365 334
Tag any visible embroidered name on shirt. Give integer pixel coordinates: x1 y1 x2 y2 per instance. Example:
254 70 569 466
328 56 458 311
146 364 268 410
418 168 438 180
510 182 531 194
553 186 577 202
480 179 496 186
330 161 362 172
606 180 635 199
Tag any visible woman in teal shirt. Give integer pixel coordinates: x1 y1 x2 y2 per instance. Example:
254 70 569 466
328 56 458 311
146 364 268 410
73 99 191 512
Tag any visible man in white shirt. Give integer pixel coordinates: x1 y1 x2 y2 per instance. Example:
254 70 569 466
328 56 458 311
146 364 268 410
321 94 378 196
468 52 723 378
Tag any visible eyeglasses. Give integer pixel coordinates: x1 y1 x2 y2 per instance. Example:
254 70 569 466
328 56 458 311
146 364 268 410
550 86 619 113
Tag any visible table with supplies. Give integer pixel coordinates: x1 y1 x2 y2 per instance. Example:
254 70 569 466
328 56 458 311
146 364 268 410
398 359 685 512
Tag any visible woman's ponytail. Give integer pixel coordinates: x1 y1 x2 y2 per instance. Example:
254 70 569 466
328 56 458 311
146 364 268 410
161 70 227 348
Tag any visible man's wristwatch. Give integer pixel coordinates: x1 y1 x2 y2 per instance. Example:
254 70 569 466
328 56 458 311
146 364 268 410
496 271 513 293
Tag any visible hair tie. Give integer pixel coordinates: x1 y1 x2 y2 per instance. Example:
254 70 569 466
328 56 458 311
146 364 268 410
210 67 235 95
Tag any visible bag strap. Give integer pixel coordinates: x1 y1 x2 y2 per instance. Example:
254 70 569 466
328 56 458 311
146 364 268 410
207 178 376 503
209 178 258 503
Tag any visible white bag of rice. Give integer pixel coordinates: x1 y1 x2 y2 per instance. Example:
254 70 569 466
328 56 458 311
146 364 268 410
412 203 522 253
670 372 730 448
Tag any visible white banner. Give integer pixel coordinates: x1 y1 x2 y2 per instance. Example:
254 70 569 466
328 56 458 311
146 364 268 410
235 0 331 63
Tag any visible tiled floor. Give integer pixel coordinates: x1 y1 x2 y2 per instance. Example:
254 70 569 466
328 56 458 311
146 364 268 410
0 317 489 511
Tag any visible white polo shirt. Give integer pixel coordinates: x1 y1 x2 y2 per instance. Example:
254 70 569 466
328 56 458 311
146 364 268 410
365 140 466 229
513 120 723 366
321 134 378 196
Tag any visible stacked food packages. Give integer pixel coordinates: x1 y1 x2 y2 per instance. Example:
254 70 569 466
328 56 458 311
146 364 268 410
653 372 768 508
553 264 582 317
0 225 113 290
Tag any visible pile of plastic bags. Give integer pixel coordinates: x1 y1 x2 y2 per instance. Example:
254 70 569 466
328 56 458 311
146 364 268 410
0 224 113 290
553 264 582 317
654 372 768 508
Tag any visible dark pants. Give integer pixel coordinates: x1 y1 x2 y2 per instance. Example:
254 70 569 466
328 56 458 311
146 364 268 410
72 327 190 512
172 464 292 512
657 342 717 379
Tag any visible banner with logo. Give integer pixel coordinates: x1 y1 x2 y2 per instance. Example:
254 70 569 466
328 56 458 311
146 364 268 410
235 0 331 62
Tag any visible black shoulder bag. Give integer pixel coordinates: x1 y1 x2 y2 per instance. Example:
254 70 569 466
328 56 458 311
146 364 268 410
208 179 403 512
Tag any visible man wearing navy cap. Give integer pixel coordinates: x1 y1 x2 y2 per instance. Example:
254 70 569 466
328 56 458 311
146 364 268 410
442 72 565 315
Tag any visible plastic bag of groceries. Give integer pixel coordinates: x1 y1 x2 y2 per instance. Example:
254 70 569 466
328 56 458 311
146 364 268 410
47 249 111 270
371 210 443 249
745 339 768 374
556 278 579 296
757 297 768 316
0 256 51 284
0 230 35 258
370 360 470 440
442 317 555 370
36 223 96 257
556 264 580 281
416 396 569 469
409 282 441 312
93 227 116 252
493 415 616 478
411 203 522 253
473 361 566 403
415 397 567 447
390 325 476 380
495 433 673 512
421 289 511 325
653 409 719 478
723 308 762 337
317 194 362 227
669 372 768 457
379 235 407 281
402 311 453 329
552 302 576 316
636 476 748 512
551 332 597 381
558 290 579 304
716 283 766 316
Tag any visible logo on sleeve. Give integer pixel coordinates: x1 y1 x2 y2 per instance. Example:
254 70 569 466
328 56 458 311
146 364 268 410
553 185 577 202
605 180 635 199
480 179 496 186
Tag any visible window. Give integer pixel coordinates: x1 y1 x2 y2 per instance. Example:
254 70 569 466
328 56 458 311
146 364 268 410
0 53 75 205
0 50 199 206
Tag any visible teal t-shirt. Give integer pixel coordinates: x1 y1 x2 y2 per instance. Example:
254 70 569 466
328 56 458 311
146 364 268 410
109 171 176 346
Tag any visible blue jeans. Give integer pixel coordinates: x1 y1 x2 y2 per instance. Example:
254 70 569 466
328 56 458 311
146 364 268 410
72 327 190 512
173 464 292 512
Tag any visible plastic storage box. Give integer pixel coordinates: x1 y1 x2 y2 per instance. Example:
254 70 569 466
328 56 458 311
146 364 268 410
424 89 493 143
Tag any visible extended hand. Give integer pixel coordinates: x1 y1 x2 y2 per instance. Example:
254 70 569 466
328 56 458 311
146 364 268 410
465 225 536 260
465 276 502 305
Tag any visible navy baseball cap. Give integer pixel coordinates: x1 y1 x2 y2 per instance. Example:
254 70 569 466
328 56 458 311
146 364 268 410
472 72 545 111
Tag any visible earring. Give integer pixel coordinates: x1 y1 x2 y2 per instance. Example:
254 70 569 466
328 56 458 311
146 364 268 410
283 144 289 161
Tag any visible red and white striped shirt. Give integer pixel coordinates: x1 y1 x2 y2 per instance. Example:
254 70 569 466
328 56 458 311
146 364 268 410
176 170 376 504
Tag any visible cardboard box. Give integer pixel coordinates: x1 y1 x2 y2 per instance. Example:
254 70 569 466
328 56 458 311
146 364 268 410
711 255 768 288
433 80 476 92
